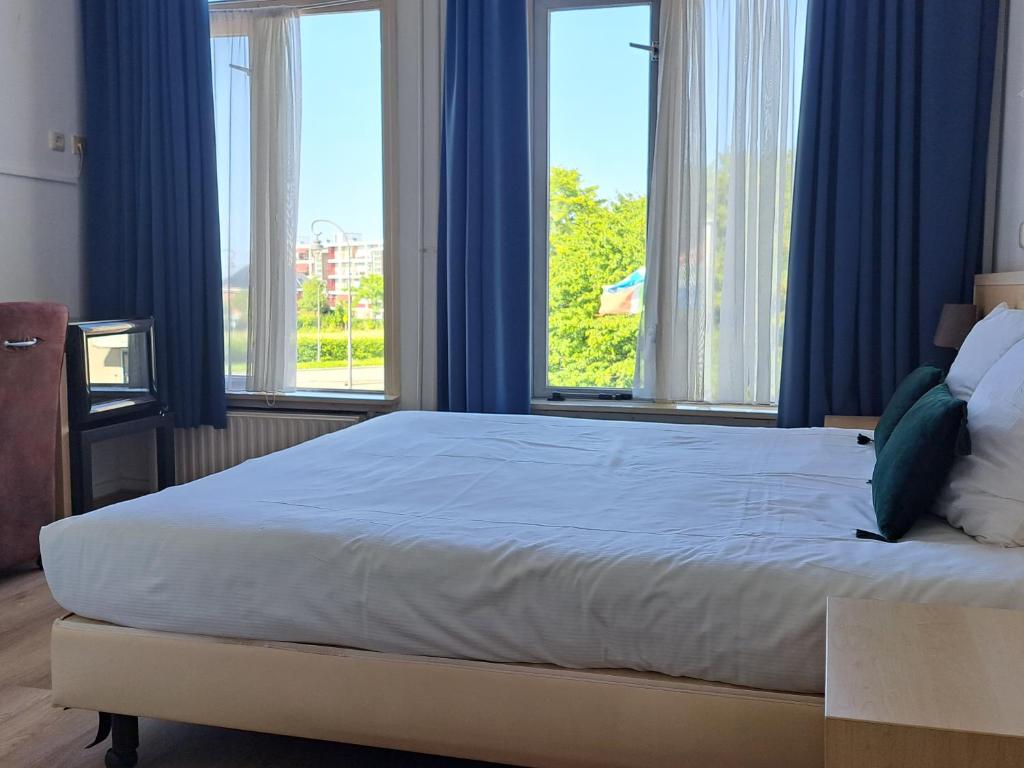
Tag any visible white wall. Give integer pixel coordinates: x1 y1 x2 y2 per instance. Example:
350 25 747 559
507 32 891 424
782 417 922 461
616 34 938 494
0 0 85 314
994 2 1024 272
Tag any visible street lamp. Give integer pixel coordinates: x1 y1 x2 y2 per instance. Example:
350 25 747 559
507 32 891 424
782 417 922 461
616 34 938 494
307 234 327 364
310 219 355 388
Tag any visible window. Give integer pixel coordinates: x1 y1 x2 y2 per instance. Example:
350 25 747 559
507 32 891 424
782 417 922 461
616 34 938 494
532 0 806 406
531 0 658 397
211 1 391 395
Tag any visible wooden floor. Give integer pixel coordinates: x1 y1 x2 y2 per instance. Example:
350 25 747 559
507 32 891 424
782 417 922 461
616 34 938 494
0 566 499 768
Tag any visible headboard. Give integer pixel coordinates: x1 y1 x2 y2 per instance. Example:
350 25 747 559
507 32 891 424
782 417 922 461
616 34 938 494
974 271 1024 316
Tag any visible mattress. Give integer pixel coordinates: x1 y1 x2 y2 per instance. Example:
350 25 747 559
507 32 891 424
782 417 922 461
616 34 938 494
41 411 1024 694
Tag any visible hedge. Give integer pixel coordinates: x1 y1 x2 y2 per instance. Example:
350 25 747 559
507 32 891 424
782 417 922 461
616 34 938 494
297 335 384 363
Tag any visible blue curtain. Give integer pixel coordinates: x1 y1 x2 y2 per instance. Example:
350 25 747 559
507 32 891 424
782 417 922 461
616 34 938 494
437 0 531 414
82 0 227 429
778 0 999 427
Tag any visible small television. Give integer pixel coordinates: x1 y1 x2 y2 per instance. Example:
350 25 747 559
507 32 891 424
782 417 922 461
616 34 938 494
66 318 160 426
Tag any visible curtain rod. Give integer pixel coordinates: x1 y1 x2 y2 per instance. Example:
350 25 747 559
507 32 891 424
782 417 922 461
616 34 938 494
209 0 377 13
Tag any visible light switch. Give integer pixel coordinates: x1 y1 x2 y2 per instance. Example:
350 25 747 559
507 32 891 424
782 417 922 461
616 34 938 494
49 131 66 152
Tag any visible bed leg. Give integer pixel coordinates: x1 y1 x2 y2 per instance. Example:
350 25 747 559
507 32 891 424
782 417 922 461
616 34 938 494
104 715 139 768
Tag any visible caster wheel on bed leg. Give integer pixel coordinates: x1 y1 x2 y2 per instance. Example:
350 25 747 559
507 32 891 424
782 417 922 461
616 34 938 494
105 715 139 767
104 748 138 768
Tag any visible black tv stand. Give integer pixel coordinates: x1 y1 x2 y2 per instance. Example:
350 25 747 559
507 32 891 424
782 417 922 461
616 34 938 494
70 410 175 516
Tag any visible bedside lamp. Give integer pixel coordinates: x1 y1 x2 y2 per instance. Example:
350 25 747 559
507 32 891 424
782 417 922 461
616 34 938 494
933 304 978 350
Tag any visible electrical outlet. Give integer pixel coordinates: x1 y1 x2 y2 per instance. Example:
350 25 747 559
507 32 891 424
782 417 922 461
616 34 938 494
72 135 86 157
48 131 66 152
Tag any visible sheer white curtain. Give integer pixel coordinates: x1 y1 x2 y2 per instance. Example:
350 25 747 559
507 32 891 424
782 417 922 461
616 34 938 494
635 0 804 404
211 10 301 394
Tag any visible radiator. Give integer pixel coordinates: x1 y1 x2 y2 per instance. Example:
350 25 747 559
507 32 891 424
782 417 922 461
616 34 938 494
175 410 363 483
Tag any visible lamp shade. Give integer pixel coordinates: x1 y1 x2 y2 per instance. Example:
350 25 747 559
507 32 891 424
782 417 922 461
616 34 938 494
933 304 978 349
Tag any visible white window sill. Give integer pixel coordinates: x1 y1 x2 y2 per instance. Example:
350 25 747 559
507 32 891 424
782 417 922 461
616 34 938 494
531 398 777 426
227 390 399 414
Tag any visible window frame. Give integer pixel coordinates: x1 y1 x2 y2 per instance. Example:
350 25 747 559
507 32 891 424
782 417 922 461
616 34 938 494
209 0 400 400
529 0 660 400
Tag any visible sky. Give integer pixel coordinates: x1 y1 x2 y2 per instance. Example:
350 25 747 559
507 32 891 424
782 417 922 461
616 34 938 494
549 4 653 201
296 11 383 245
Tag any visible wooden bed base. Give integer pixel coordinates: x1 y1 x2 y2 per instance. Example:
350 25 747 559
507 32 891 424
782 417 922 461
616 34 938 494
51 615 824 768
974 270 1024 314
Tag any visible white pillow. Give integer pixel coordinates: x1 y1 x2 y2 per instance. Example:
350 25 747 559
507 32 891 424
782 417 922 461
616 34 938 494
936 336 1024 546
946 302 1024 401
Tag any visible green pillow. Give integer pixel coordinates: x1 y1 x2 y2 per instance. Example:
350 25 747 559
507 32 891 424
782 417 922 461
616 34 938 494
871 383 969 542
874 365 945 455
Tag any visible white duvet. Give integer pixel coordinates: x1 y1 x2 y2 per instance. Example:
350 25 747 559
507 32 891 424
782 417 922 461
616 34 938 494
41 411 1024 693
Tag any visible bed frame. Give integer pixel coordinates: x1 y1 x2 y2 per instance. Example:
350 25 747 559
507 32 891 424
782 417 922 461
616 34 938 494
51 615 823 767
974 270 1024 313
49 272 1024 768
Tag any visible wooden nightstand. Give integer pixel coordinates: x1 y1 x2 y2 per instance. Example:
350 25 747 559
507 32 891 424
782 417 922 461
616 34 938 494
825 597 1024 767
823 415 879 430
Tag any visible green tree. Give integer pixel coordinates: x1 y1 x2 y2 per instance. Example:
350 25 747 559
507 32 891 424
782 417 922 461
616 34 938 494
297 276 348 330
547 167 646 389
545 152 794 395
298 277 328 315
330 305 348 329
357 274 384 321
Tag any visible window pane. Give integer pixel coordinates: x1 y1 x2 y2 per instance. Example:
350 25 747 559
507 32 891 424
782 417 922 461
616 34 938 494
295 10 385 392
211 10 385 394
546 4 650 390
211 34 251 390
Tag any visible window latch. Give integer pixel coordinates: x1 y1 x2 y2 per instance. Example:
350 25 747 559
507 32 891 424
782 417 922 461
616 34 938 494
629 41 659 62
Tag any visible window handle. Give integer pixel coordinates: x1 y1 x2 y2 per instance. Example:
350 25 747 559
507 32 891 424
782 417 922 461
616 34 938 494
629 41 659 62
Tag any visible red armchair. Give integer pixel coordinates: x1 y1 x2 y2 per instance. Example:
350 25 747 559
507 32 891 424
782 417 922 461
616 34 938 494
0 302 68 569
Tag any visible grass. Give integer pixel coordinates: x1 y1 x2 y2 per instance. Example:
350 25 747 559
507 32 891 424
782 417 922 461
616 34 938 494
297 357 383 369
296 328 383 342
229 358 383 374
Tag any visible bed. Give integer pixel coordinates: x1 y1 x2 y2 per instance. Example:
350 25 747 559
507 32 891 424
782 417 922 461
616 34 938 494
40 273 1024 767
